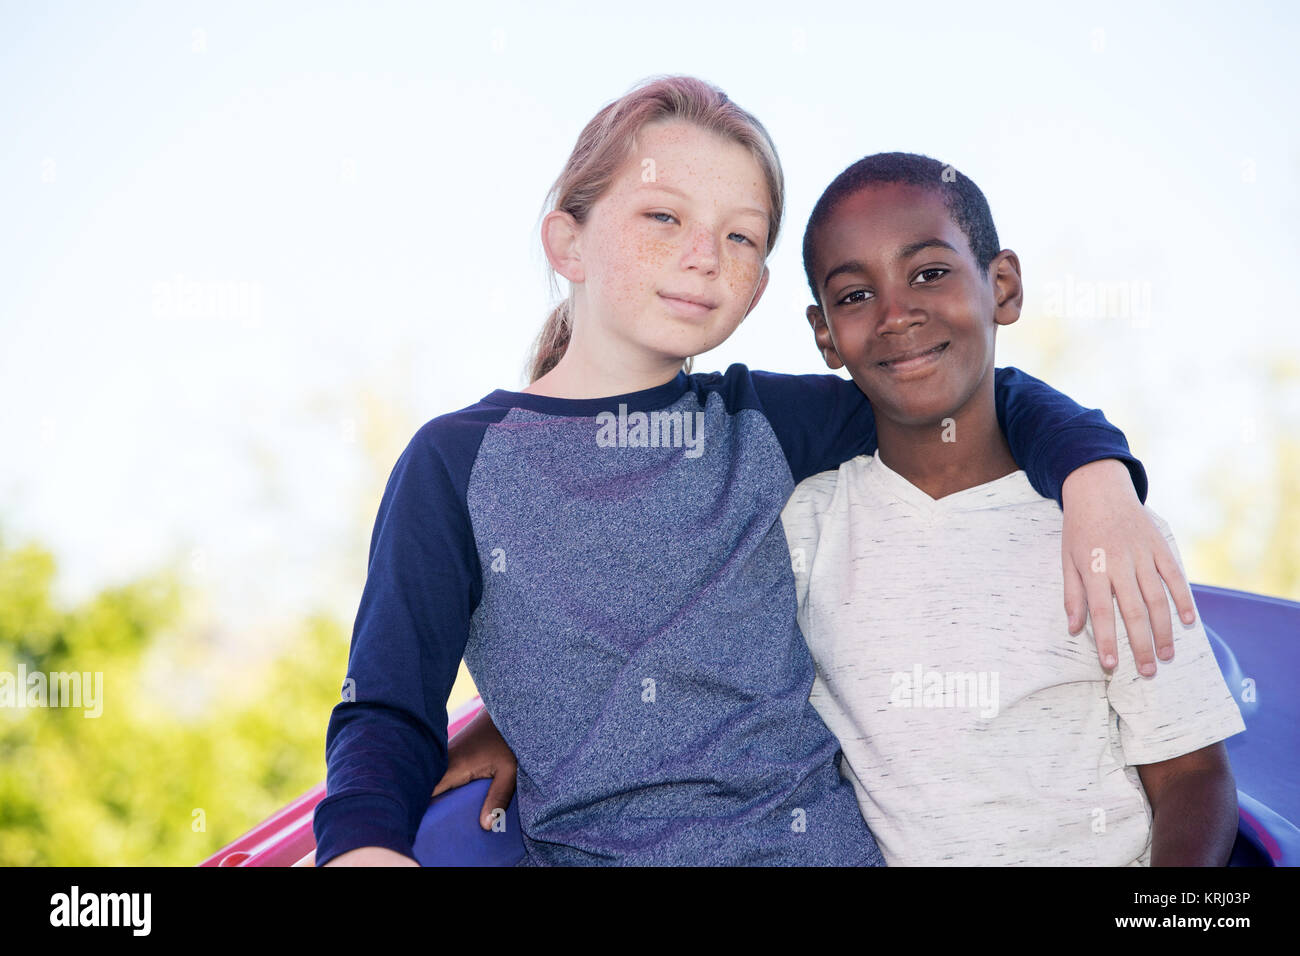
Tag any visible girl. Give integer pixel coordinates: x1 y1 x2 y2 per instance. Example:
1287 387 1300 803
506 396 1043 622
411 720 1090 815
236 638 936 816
315 76 1192 866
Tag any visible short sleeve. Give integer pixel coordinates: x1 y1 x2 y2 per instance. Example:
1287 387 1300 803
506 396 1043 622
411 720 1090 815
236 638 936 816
1100 513 1246 765
779 470 842 615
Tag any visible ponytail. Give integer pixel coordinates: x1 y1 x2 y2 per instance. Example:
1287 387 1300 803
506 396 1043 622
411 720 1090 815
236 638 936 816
528 302 572 383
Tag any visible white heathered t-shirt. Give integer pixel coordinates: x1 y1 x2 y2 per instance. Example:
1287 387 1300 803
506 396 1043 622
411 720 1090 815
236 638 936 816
780 451 1246 866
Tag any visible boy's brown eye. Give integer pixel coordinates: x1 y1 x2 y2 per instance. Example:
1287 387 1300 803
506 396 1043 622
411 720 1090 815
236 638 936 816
915 268 948 284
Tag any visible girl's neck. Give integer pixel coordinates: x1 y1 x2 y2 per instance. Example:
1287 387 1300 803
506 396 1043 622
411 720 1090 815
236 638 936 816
522 334 687 400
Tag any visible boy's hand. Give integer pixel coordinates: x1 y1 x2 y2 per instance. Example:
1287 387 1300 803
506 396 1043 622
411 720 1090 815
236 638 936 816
1061 459 1197 677
433 705 518 830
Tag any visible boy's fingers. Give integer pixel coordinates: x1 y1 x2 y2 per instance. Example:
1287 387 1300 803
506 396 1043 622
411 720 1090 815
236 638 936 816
1112 569 1157 678
431 767 473 797
1063 551 1087 634
1136 564 1174 663
481 774 518 830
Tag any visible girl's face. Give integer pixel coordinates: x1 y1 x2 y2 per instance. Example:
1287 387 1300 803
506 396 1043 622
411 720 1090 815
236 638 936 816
566 120 772 367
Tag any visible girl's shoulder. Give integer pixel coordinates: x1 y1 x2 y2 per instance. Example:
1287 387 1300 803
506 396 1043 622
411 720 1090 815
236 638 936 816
387 396 518 499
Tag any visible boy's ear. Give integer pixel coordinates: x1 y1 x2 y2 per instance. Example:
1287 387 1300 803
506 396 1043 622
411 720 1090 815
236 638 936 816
991 250 1023 327
542 210 585 283
741 265 770 321
806 304 844 370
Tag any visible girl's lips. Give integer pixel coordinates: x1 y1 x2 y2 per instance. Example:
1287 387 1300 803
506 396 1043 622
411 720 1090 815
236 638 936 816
658 293 715 319
879 342 948 373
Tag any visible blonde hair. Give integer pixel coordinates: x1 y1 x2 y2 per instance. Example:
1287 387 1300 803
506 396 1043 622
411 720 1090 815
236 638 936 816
527 75 785 383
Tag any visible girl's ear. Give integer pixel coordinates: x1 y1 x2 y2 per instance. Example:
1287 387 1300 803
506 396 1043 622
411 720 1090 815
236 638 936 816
806 304 844 370
992 250 1023 327
542 210 585 283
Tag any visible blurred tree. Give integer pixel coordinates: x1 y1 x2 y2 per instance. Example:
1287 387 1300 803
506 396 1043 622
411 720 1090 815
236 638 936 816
0 369 483 865
0 531 347 865
1191 357 1300 602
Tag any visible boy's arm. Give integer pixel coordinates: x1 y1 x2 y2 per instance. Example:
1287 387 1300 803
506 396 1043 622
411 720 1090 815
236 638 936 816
1137 743 1238 866
432 706 519 830
993 367 1196 676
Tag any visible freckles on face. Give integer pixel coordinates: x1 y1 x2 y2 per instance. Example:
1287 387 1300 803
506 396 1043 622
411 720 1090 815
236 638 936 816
724 254 762 302
575 120 772 361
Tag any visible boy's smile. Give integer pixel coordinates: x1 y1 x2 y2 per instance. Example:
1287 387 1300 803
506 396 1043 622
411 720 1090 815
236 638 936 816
807 183 1020 429
805 181 1024 499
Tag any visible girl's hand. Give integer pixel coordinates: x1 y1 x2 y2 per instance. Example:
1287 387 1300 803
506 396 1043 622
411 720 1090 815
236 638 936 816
433 705 519 830
1061 459 1197 677
322 846 419 866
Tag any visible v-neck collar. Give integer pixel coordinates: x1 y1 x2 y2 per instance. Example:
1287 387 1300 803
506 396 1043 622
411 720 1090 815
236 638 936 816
861 450 1041 515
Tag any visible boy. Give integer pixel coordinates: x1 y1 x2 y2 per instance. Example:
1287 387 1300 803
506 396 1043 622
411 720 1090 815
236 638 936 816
783 152 1245 865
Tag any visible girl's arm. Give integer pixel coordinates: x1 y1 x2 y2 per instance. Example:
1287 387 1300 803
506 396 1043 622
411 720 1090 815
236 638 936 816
750 363 1191 675
324 847 420 867
313 419 484 866
1060 460 1194 677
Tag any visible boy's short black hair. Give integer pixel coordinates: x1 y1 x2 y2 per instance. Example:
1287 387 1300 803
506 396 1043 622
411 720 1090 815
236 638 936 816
802 152 1001 306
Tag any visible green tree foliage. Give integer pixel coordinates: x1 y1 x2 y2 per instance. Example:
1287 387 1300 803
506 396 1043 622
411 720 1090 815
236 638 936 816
0 531 348 865
0 374 488 866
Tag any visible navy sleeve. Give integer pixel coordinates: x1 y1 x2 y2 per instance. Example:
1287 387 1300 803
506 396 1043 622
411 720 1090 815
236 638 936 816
311 419 484 866
747 368 878 484
749 364 1146 505
992 366 1147 505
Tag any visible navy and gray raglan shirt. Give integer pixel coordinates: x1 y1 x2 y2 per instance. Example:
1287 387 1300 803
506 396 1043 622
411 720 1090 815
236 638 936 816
312 363 1147 866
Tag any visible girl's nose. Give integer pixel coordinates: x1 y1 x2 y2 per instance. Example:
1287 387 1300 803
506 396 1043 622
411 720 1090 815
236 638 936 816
681 227 720 275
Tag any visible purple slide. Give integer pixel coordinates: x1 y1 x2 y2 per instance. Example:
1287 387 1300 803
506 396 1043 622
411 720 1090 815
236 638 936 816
201 584 1300 867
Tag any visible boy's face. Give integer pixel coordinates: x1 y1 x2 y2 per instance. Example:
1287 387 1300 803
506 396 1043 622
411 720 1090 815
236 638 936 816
806 183 1021 428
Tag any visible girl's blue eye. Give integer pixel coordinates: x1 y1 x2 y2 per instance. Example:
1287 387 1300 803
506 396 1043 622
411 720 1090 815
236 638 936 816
646 213 754 247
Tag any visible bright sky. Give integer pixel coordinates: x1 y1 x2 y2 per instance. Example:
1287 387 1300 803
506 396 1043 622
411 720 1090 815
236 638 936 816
3 0 1298 638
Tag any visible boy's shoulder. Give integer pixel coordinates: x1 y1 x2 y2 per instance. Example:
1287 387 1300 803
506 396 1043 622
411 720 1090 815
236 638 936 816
785 463 848 508
781 456 878 526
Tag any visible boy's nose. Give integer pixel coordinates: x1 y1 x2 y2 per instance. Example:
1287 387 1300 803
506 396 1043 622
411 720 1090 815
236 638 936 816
878 292 926 333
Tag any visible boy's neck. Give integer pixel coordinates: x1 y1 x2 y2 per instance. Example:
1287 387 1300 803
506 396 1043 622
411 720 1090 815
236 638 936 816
872 382 1020 501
